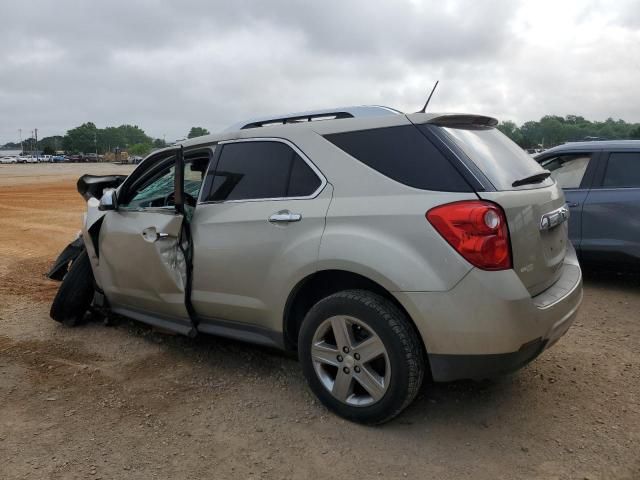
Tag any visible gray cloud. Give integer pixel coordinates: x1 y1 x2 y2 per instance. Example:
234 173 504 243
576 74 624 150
0 0 638 144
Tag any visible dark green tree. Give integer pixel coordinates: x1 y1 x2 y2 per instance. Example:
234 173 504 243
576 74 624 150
63 122 98 153
153 138 167 148
128 143 152 156
39 135 64 153
497 120 523 145
62 123 153 154
498 115 640 148
187 127 210 139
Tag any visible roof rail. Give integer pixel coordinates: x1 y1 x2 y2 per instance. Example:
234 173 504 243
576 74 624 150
224 105 402 131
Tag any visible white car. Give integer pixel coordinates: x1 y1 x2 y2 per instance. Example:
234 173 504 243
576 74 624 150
0 156 17 164
16 155 38 163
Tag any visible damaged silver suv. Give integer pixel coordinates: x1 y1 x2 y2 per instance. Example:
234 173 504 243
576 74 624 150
49 106 583 424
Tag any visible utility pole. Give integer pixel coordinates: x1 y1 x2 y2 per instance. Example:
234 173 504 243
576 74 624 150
34 128 38 160
19 129 23 154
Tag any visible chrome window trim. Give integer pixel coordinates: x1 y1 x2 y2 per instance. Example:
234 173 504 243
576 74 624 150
197 137 328 205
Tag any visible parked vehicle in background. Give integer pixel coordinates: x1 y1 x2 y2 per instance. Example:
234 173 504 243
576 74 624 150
535 140 640 267
48 106 582 424
52 155 66 163
68 154 83 162
0 156 17 164
84 153 98 162
17 156 39 163
40 155 52 162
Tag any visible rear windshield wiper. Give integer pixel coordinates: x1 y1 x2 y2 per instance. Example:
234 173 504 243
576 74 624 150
512 171 551 188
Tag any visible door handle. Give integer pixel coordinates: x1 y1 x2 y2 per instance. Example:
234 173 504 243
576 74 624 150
269 210 302 223
567 202 580 208
142 227 172 243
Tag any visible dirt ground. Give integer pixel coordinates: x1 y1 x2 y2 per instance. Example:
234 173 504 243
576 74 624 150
0 163 638 480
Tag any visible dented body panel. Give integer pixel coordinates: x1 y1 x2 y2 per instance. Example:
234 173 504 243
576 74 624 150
95 208 189 327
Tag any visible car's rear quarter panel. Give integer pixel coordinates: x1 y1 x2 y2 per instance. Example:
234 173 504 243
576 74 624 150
287 127 478 293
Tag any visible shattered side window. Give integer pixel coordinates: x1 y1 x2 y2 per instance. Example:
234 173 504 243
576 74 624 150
120 155 209 210
124 166 176 210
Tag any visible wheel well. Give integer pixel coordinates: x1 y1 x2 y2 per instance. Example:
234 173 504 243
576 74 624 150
283 270 422 352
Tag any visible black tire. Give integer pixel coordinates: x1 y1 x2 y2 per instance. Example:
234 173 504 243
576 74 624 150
49 249 94 327
298 290 425 425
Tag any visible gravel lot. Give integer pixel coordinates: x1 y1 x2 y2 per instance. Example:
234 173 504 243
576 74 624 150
1 163 639 479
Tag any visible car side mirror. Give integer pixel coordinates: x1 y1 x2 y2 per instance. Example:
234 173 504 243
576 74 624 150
99 189 118 211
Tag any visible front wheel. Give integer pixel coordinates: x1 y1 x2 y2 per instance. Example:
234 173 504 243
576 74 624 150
298 290 425 425
50 249 94 327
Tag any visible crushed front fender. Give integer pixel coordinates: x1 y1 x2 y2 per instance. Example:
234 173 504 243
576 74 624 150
47 236 85 280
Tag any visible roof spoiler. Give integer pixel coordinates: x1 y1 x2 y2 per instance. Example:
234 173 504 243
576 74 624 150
426 114 499 128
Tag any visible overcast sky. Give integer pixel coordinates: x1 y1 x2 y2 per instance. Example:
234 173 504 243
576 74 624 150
1 0 639 143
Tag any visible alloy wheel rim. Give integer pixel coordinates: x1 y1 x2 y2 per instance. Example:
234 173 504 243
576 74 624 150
310 315 391 407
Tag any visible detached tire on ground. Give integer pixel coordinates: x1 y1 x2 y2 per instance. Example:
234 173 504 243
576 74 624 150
50 249 94 327
299 290 425 425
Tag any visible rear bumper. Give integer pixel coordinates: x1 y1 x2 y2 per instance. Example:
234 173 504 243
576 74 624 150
428 337 547 381
394 245 583 381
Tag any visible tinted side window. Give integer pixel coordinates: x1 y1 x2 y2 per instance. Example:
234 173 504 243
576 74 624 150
324 125 471 192
204 141 321 201
288 154 321 196
539 154 592 189
603 152 640 188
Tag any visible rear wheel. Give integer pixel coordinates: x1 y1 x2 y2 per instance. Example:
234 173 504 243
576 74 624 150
298 290 425 424
50 250 94 327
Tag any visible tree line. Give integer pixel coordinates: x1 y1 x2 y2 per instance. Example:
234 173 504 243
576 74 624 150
498 115 640 148
4 115 640 155
1 124 210 156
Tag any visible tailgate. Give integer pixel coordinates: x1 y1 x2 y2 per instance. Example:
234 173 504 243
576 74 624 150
479 184 568 296
413 115 569 296
423 119 571 296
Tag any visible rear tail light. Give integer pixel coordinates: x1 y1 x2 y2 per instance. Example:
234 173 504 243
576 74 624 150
426 200 512 271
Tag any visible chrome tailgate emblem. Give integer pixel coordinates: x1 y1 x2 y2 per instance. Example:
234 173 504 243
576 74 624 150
540 205 569 231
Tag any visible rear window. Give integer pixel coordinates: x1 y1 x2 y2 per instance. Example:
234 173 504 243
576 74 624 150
441 127 553 190
324 125 472 192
